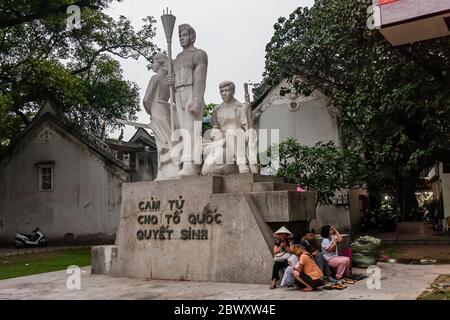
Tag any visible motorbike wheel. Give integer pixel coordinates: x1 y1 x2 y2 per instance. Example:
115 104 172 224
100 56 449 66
14 240 25 248
39 239 48 247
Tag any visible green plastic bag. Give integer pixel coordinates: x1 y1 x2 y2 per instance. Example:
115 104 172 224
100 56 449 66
351 236 381 268
351 235 381 253
352 252 378 268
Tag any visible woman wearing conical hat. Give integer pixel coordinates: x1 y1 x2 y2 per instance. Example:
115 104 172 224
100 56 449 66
270 226 294 289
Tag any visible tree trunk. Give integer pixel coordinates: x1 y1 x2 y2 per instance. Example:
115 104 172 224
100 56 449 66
397 171 419 221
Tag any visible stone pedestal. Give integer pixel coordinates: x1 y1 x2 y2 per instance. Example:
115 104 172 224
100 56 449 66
92 174 316 284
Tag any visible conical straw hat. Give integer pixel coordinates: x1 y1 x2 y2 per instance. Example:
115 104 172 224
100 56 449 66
273 226 293 238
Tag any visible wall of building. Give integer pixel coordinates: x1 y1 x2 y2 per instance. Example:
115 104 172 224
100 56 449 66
0 120 126 244
254 81 358 232
134 151 158 181
348 188 369 231
310 205 352 234
254 81 340 148
439 164 450 231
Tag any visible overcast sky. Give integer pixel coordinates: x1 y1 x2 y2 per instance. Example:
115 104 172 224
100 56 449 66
106 0 315 140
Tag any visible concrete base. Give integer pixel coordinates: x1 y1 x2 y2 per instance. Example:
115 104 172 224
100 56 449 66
2 263 449 300
310 205 352 234
92 174 316 284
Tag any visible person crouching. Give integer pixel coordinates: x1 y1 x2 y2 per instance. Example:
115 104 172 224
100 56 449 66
292 240 324 292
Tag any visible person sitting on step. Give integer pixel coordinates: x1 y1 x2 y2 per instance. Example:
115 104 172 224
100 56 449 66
320 225 351 281
292 240 324 291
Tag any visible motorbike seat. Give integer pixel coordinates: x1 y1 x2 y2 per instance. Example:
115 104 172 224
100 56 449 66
17 233 34 238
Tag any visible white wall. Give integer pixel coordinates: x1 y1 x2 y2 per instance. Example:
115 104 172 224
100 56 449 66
0 120 126 244
254 80 340 148
254 80 355 231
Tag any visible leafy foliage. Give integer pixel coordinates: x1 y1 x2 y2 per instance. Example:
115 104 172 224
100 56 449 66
260 138 366 206
259 0 450 214
203 103 217 118
0 0 159 154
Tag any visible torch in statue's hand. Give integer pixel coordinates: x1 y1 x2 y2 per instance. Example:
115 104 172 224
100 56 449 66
161 8 176 132
164 74 175 86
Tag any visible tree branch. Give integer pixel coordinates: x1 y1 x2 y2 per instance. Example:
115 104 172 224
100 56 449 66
13 108 30 126
0 1 101 29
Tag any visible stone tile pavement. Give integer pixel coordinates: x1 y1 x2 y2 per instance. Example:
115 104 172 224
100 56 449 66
0 262 448 300
368 222 450 244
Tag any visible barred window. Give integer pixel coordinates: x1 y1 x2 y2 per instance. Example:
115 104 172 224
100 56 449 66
38 165 54 191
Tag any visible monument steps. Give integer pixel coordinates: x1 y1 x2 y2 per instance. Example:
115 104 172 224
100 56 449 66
251 182 298 192
216 174 285 193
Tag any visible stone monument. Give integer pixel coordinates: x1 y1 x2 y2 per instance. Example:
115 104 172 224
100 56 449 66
165 23 208 178
91 10 316 285
143 52 180 180
202 81 251 176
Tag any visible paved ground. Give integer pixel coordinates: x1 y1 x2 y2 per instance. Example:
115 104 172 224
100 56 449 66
368 222 450 244
0 262 448 300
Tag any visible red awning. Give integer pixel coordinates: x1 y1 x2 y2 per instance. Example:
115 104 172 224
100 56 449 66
379 0 399 5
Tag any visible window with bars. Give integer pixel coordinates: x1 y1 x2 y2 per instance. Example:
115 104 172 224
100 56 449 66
38 165 54 191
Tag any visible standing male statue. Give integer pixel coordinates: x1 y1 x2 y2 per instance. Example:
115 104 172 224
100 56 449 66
165 24 208 178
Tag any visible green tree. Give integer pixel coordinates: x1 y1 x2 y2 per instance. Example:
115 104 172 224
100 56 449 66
259 0 450 218
203 102 217 118
0 0 159 154
260 138 366 206
202 103 217 133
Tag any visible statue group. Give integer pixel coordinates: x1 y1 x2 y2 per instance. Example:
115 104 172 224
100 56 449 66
143 23 258 180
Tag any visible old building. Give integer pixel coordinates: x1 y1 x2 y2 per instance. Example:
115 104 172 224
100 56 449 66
107 128 158 182
252 78 367 232
0 103 157 245
427 162 450 231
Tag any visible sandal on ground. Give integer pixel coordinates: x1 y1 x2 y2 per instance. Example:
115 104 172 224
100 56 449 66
342 279 356 285
331 283 347 290
322 283 334 290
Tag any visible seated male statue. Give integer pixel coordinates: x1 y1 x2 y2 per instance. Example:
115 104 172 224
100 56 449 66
202 81 251 175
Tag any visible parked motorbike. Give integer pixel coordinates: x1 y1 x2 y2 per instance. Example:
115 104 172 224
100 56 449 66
423 209 433 224
361 210 378 231
378 208 397 231
14 227 48 248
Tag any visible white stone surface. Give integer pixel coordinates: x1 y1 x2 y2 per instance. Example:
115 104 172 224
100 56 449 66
143 52 180 180
97 175 316 284
171 24 208 177
110 176 274 284
0 263 447 300
202 81 253 176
